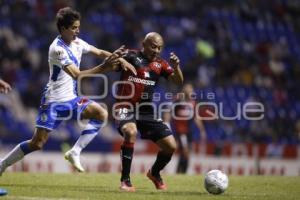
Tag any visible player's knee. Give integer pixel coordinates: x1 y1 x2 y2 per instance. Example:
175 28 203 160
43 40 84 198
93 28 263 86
170 143 177 154
95 107 108 121
101 109 108 120
165 142 177 154
121 125 137 139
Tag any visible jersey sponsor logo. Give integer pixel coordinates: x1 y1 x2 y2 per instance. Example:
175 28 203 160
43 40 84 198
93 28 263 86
127 76 155 86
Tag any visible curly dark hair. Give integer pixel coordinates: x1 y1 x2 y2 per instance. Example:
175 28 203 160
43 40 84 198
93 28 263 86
56 7 81 33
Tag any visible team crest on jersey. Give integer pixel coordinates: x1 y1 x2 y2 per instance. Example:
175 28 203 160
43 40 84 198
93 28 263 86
56 50 63 58
56 50 62 56
150 62 162 74
41 113 48 122
153 62 161 68
56 50 66 60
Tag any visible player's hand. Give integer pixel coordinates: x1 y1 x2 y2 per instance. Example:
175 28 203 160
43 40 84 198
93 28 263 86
112 45 128 58
120 59 137 75
169 52 180 67
0 79 12 94
102 46 125 71
104 46 124 67
103 46 137 75
115 46 137 75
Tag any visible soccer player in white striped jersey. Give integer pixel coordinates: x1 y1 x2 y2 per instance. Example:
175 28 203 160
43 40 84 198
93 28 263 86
0 7 136 175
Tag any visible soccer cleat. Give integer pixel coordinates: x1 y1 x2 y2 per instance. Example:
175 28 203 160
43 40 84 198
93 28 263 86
119 178 136 192
147 170 167 190
64 150 85 172
0 160 6 176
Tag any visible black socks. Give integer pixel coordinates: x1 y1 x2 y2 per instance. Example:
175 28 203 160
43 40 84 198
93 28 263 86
151 151 172 177
120 141 134 181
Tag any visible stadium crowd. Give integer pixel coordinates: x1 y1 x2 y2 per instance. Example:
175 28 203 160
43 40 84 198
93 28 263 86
0 0 300 153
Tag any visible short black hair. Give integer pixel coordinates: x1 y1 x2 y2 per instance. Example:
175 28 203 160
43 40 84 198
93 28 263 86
56 7 81 33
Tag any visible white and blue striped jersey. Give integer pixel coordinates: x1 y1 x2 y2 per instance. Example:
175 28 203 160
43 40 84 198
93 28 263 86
43 36 90 103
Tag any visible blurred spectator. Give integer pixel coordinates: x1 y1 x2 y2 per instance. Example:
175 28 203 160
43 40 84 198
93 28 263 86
171 83 207 173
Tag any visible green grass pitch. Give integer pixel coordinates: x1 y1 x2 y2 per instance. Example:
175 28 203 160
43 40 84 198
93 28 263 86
0 173 299 200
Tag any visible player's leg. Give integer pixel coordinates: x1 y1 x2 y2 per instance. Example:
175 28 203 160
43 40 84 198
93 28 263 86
176 134 189 174
119 122 137 192
147 135 177 190
153 135 177 176
0 128 50 175
65 101 107 172
138 120 176 190
176 133 184 173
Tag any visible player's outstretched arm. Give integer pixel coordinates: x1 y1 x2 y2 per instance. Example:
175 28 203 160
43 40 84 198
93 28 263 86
63 47 123 80
89 45 137 75
0 79 12 94
168 52 184 85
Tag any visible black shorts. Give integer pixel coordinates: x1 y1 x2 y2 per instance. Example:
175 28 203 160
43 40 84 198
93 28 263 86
115 110 173 142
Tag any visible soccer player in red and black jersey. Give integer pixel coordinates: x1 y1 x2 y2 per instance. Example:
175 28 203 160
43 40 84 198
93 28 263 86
173 83 207 174
114 32 184 191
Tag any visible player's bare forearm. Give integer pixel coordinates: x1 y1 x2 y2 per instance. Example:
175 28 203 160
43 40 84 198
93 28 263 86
81 64 111 75
90 46 136 75
90 46 123 68
89 46 112 59
64 51 121 79
172 65 184 85
82 53 121 74
64 63 117 80
168 52 184 85
64 64 100 79
92 49 121 70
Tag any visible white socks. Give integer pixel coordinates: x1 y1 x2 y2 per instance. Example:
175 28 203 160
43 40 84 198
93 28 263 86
2 144 25 168
70 120 103 154
71 133 98 154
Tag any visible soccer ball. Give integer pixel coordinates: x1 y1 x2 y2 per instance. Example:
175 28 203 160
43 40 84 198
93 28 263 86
204 169 229 195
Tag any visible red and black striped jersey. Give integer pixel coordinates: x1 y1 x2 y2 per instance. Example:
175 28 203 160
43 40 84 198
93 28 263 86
116 50 174 113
